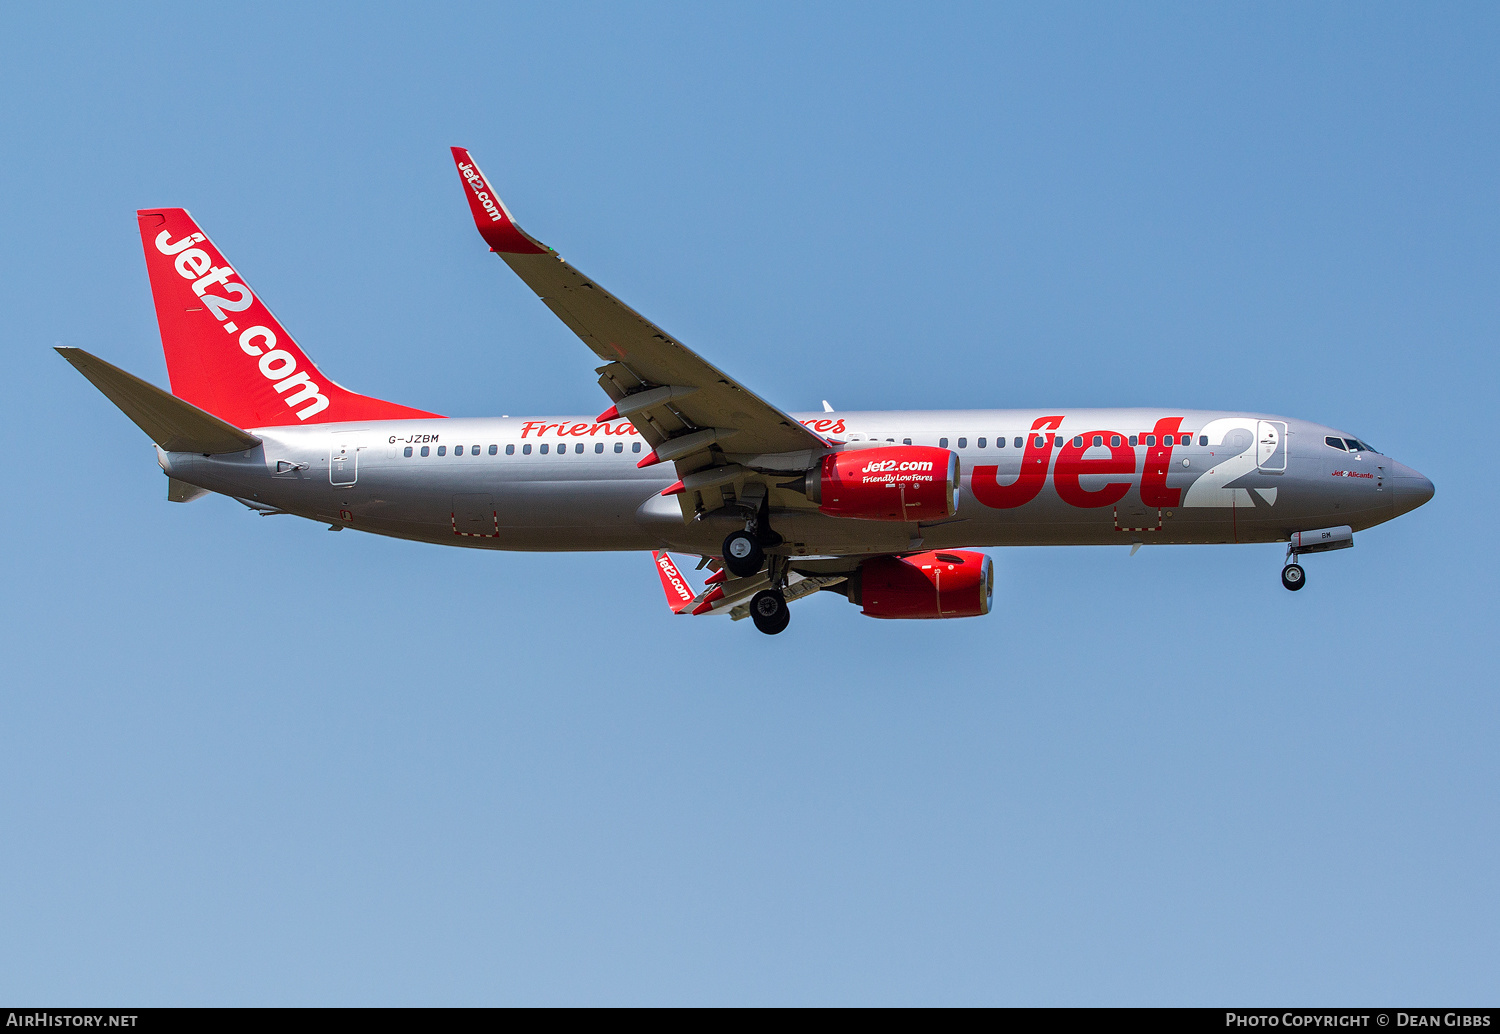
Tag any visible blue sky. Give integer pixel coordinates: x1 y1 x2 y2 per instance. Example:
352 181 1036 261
1 2 1495 1005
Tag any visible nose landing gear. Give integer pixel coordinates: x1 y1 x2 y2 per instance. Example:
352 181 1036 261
1281 562 1306 591
1280 526 1354 590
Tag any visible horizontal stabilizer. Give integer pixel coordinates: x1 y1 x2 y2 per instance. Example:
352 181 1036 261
56 347 262 454
168 478 209 503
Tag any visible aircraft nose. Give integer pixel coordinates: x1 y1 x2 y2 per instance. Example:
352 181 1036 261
1389 461 1435 516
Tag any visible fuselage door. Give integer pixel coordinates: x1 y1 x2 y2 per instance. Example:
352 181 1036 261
330 432 363 486
1256 420 1287 473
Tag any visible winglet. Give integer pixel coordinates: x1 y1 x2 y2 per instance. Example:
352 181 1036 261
450 147 549 255
652 551 697 614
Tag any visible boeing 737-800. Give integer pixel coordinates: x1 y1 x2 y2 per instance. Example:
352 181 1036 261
59 146 1434 634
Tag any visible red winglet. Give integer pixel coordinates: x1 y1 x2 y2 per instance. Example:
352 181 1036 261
653 551 696 614
691 586 725 615
450 147 549 255
636 449 661 469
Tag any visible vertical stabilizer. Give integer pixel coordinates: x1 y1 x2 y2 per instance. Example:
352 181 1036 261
137 209 440 428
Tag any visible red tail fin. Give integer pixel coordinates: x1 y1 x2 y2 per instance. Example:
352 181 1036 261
137 209 440 428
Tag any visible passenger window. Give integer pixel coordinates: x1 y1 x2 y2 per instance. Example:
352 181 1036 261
1128 435 1137 446
539 444 548 454
421 446 430 457
403 446 412 457
1164 435 1174 446
1325 436 1347 451
1146 435 1155 446
903 438 912 445
614 442 623 453
595 442 603 454
522 444 532 455
489 444 498 455
978 438 986 448
632 442 642 453
505 444 514 455
1093 435 1103 447
940 437 948 448
1033 436 1045 448
1054 436 1064 448
1111 435 1121 447
576 443 584 454
1014 437 1023 449
958 437 967 448
1074 436 1084 448
1343 438 1362 452
1199 435 1207 447
437 446 447 456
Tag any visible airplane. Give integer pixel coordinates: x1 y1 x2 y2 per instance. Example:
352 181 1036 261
58 146 1434 635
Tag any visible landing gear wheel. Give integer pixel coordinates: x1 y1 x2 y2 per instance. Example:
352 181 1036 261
749 589 790 635
723 530 764 578
1281 563 1306 591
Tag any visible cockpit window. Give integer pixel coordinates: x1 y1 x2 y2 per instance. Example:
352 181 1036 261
1325 436 1347 451
1357 439 1378 453
1343 438 1363 452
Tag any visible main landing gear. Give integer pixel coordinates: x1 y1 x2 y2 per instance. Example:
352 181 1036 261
1281 562 1306 591
721 496 790 634
722 529 764 578
749 589 790 635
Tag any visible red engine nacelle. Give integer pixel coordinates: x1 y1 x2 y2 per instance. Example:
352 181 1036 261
803 446 959 522
854 550 994 619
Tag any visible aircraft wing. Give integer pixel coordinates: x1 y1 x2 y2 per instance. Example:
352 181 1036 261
450 147 829 481
650 551 847 618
